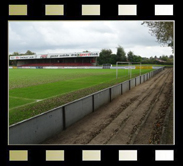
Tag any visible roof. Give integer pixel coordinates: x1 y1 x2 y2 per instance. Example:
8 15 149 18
10 52 99 60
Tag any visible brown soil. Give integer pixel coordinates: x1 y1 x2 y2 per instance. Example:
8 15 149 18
43 68 173 145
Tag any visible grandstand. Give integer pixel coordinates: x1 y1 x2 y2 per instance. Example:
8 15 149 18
10 52 99 67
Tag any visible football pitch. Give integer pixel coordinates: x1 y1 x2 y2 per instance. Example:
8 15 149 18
9 68 153 125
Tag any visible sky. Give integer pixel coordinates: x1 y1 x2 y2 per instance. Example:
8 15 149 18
9 21 173 58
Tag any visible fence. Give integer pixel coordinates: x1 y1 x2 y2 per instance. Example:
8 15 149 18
9 67 164 144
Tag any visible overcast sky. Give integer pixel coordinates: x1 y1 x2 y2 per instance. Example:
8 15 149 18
9 21 173 58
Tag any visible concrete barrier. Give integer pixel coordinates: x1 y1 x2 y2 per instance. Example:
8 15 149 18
147 73 149 80
144 74 147 82
9 107 63 144
150 72 152 78
130 78 136 89
94 88 110 110
141 75 144 83
150 71 153 77
111 84 122 100
9 67 164 144
122 80 130 94
65 96 93 128
136 76 140 86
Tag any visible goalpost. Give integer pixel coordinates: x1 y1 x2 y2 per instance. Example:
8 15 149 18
116 61 141 79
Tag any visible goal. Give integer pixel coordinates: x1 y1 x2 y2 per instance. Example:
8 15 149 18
116 61 141 79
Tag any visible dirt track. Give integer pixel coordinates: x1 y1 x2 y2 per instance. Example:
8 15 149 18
43 68 173 145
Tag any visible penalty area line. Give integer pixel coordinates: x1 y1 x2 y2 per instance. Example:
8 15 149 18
9 95 40 101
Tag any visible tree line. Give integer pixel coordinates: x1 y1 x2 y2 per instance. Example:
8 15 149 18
142 55 173 65
9 50 35 56
97 46 142 65
9 48 173 66
97 46 173 65
97 21 174 65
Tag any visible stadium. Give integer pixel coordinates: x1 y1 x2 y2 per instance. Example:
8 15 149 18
10 52 99 67
9 52 173 145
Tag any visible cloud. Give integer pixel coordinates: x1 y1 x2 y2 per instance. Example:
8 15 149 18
8 21 172 57
125 45 172 57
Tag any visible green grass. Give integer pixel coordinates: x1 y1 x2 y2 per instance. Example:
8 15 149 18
9 68 153 125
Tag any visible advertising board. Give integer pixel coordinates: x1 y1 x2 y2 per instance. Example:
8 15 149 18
10 52 99 60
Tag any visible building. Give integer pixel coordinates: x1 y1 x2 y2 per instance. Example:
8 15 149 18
10 52 99 67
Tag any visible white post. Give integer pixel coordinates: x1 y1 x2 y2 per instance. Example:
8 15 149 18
116 62 119 79
116 62 135 79
140 62 141 76
130 62 132 79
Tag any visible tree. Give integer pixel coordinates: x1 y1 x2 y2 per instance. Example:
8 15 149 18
127 51 134 62
167 56 173 64
161 55 168 61
10 52 19 56
116 46 126 61
25 50 35 55
169 55 173 59
127 51 142 62
142 22 173 51
98 49 113 65
135 55 142 62
110 54 117 64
